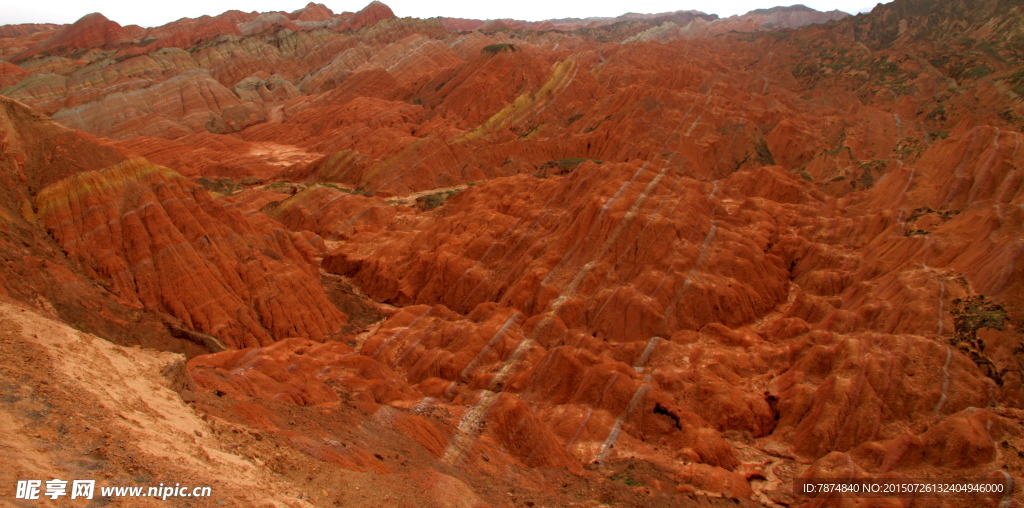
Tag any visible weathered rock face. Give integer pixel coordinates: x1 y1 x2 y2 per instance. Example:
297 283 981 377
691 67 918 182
301 124 1019 480
35 158 346 348
140 15 245 50
322 164 794 336
2 0 1024 506
0 95 220 355
50 70 268 139
0 62 28 87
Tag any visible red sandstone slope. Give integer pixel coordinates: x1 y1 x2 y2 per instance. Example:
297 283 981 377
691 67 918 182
342 1 396 30
292 2 335 22
0 1 847 154
0 95 347 353
190 146 1022 504
0 23 61 38
0 95 213 354
14 13 133 61
34 158 346 349
1 0 1023 506
140 15 244 49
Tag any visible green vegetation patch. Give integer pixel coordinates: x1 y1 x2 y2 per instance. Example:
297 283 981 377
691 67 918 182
894 137 923 160
318 182 352 192
951 293 1009 385
964 64 995 80
755 139 775 166
482 43 519 55
197 176 264 196
999 110 1021 124
534 158 602 178
903 207 961 236
854 160 886 189
906 206 960 223
415 189 460 211
1004 69 1024 96
610 464 644 488
259 181 371 197
547 158 598 169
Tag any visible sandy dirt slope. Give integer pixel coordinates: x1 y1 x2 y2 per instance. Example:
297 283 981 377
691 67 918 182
0 298 314 507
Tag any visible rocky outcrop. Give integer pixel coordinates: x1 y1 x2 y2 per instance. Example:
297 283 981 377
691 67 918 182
35 158 346 348
52 70 266 139
322 164 792 335
0 95 227 354
292 2 335 22
340 1 396 31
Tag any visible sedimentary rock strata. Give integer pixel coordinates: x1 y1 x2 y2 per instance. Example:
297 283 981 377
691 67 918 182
2 0 1022 505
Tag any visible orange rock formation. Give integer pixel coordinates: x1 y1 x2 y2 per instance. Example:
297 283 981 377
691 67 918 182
1 0 1022 506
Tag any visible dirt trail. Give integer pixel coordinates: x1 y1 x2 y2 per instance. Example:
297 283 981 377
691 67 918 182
247 142 323 167
384 184 469 206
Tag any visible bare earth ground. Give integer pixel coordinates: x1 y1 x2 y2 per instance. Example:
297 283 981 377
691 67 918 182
0 298 764 507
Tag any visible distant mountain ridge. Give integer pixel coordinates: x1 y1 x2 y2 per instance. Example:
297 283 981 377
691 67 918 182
0 2 847 40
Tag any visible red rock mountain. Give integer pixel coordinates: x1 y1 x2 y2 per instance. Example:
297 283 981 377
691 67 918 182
1 0 1022 506
14 13 132 61
0 23 61 38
